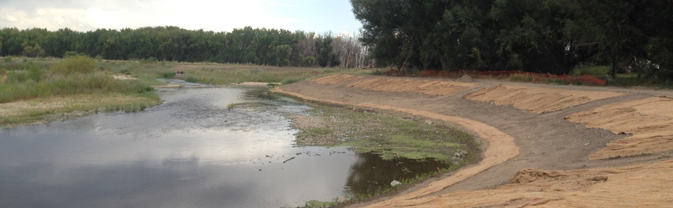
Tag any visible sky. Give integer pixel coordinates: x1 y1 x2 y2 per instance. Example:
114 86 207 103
0 0 363 35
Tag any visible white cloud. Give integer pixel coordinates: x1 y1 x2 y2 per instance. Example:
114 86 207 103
0 0 302 31
0 0 360 33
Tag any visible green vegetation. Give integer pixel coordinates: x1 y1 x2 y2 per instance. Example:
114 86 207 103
0 57 157 103
0 93 159 127
50 55 95 75
0 26 369 68
352 0 673 81
571 66 611 77
176 66 365 85
0 57 172 127
292 103 479 163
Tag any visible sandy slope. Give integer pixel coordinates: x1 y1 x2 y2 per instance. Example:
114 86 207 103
566 96 673 159
465 85 625 113
275 74 673 207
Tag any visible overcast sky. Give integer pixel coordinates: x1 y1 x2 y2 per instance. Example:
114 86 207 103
0 0 363 35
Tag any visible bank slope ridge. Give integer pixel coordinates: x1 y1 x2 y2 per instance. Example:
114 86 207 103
565 96 673 160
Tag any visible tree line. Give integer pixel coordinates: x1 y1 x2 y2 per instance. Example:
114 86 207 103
0 26 370 68
351 0 673 79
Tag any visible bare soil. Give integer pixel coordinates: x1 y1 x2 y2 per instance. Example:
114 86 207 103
275 74 673 207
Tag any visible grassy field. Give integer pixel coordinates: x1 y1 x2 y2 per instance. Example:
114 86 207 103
0 56 373 127
0 56 170 127
175 65 370 85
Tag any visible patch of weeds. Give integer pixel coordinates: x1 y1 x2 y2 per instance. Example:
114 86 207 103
296 199 339 208
290 103 478 162
281 76 306 85
160 71 176 78
226 102 274 110
307 127 331 136
184 76 199 83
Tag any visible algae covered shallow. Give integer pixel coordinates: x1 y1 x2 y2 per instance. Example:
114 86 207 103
287 102 479 163
0 86 461 208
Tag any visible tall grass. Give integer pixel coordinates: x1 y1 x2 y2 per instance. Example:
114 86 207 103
0 57 156 103
182 66 367 85
0 73 154 103
51 55 96 75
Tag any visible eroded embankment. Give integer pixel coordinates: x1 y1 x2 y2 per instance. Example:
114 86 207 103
271 88 519 206
379 159 673 207
313 74 478 96
466 85 625 113
566 96 673 160
278 74 673 207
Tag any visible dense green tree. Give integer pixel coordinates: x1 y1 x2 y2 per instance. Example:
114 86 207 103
352 0 673 78
0 26 370 68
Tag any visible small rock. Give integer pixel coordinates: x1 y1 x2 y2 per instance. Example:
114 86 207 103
390 180 402 187
588 175 608 182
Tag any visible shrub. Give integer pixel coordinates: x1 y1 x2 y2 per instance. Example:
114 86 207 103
509 74 532 82
5 71 27 83
184 76 199 83
281 76 306 84
160 71 176 78
26 63 43 82
63 51 79 58
3 57 12 62
571 66 610 76
51 55 96 75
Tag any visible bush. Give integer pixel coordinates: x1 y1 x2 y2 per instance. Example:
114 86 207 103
5 71 27 83
184 76 199 83
571 66 610 76
63 51 79 58
281 76 306 85
51 55 96 75
160 71 176 78
3 57 12 62
26 63 43 82
509 74 532 82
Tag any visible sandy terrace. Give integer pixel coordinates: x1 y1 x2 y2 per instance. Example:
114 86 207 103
466 85 626 113
274 74 673 207
566 96 673 160
314 74 478 96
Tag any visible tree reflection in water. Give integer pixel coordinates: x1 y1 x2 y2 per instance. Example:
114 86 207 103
344 152 450 196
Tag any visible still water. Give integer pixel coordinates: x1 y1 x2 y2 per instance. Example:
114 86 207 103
0 85 445 207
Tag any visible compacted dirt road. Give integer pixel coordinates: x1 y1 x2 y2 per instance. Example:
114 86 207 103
274 74 673 207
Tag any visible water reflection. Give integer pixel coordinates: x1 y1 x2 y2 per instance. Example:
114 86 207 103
345 153 450 196
0 86 449 208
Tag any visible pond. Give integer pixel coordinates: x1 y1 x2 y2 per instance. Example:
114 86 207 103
0 83 447 207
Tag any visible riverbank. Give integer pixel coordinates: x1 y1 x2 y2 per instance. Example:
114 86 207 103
275 74 673 207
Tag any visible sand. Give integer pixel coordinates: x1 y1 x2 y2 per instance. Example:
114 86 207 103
313 74 478 96
466 85 626 113
275 74 673 207
566 96 673 160
377 159 673 207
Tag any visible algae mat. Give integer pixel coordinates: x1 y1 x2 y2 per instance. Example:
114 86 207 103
466 85 625 113
565 96 673 160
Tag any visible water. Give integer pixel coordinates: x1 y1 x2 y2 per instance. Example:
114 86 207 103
0 85 447 208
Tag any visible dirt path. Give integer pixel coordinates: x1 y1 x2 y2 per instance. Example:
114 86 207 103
275 74 673 207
